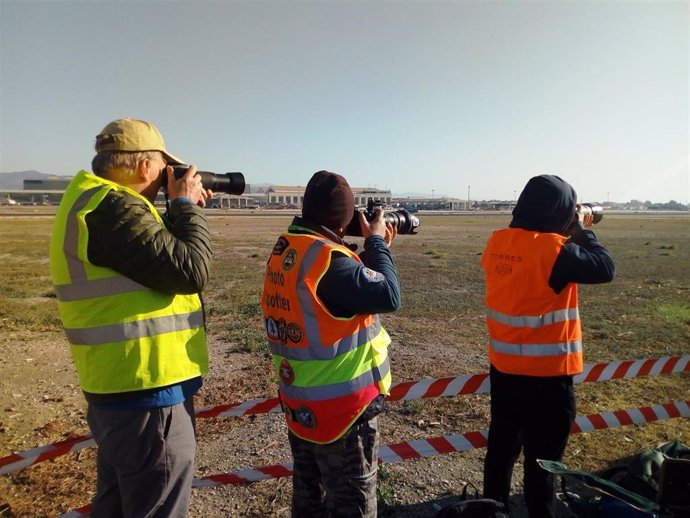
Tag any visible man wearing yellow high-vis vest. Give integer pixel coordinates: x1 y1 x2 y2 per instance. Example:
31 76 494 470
262 171 401 518
49 119 213 517
481 175 616 518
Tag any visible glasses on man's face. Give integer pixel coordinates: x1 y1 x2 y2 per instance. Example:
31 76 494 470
156 156 169 182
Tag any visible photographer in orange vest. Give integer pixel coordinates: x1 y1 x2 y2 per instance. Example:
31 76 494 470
481 175 615 517
261 170 401 518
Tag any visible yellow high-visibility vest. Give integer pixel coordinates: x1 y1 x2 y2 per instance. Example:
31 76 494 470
50 170 208 394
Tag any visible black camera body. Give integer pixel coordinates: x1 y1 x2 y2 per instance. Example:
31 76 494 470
345 198 420 236
168 165 246 196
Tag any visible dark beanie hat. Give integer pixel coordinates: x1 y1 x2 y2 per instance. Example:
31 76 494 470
302 170 355 230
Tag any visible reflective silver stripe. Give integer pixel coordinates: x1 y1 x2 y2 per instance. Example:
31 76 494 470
279 357 390 402
65 311 204 346
486 307 579 328
268 319 382 360
55 276 147 301
64 186 102 282
59 185 148 300
372 356 390 382
296 240 328 346
489 338 582 357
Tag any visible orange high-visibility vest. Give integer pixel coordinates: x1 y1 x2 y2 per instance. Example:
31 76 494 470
482 228 583 376
262 232 392 444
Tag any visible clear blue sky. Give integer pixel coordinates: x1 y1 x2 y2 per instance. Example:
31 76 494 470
1 0 688 203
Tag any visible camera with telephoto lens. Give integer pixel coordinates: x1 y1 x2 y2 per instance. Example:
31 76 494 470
345 198 420 236
580 202 603 224
168 165 246 196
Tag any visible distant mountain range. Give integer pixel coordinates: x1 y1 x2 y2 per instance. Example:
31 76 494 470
0 171 70 190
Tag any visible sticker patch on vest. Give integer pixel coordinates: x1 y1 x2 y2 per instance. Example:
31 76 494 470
287 322 303 343
279 359 295 385
282 249 298 271
360 267 384 283
265 317 280 341
277 319 288 342
296 406 316 429
272 236 289 255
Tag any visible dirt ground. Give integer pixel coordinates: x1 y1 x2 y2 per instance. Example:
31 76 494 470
1 212 689 517
0 331 553 518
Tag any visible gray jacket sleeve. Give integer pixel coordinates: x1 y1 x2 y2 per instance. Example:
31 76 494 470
85 192 212 294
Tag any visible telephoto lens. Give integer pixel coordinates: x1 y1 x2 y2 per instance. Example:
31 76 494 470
580 203 603 224
345 198 420 236
169 165 246 196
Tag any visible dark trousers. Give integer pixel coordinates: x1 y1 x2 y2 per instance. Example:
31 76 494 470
86 398 197 518
288 416 380 518
483 366 576 518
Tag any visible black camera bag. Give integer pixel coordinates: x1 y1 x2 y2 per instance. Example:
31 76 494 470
433 483 509 518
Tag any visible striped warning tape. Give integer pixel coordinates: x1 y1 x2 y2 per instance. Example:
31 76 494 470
58 399 690 517
0 435 95 477
195 354 690 417
193 399 690 487
2 355 688 477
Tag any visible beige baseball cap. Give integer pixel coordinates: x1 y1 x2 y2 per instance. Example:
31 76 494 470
95 118 185 164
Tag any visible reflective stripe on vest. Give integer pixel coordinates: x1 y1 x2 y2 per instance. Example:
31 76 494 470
486 307 580 328
64 311 205 345
268 318 383 360
483 228 583 376
279 357 391 402
50 171 208 393
262 232 391 443
56 185 148 301
489 339 583 357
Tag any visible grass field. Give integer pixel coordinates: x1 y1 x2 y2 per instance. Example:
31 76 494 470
0 211 688 517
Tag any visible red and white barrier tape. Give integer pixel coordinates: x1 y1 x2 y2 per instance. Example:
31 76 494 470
2 355 688 477
576 355 689 384
0 435 95 476
192 399 690 487
59 399 690 517
195 355 690 418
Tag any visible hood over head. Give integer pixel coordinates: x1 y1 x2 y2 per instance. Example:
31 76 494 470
510 175 577 234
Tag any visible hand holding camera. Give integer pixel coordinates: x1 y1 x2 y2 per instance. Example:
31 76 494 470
576 202 603 228
345 198 420 237
163 165 246 208
165 164 213 208
567 202 603 235
357 208 398 246
169 165 245 196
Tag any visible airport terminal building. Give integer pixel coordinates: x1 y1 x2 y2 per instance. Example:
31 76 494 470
2 177 396 209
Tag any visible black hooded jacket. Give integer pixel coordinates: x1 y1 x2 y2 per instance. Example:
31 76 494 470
510 175 615 293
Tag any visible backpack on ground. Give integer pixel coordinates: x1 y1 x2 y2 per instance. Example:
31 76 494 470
539 440 690 518
433 482 509 518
